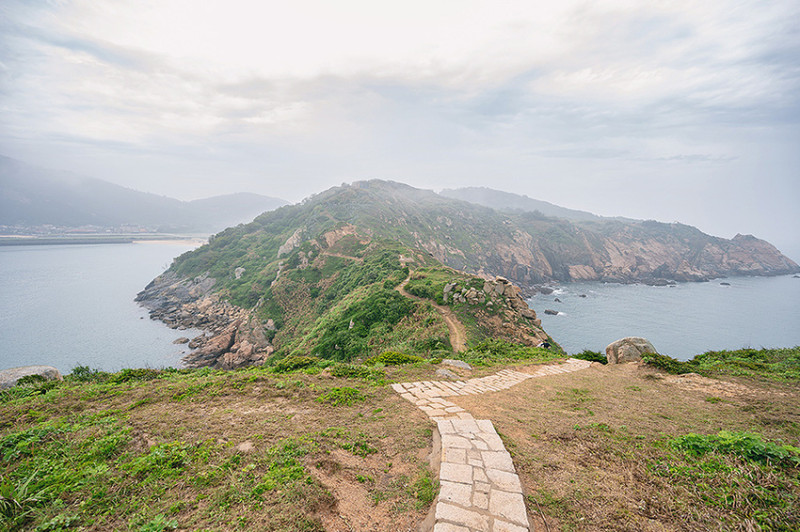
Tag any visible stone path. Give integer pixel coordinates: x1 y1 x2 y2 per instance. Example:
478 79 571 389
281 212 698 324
391 358 592 532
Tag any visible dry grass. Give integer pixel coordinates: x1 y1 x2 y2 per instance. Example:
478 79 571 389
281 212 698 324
454 363 800 531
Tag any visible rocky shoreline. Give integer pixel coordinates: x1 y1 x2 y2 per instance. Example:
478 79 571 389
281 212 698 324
135 272 273 369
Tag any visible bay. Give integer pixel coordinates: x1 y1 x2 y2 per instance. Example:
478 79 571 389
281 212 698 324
528 275 800 360
0 241 203 374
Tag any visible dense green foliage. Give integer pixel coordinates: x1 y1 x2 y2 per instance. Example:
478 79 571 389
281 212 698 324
272 356 321 373
670 431 800 467
364 352 426 366
312 289 415 361
572 350 607 364
457 339 562 366
641 347 800 380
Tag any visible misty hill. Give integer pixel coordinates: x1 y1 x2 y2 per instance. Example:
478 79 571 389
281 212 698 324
440 186 606 221
135 178 797 370
0 156 287 232
177 180 797 286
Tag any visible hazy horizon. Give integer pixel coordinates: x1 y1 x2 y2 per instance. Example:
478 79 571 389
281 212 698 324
2 1 798 258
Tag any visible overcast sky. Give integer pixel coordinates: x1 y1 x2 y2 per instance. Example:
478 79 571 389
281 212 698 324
1 0 798 259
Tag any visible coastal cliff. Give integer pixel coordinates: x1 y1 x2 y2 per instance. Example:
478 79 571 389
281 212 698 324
136 180 797 368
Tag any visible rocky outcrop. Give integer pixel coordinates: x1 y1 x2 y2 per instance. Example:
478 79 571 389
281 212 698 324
605 337 658 364
441 276 548 346
136 272 273 369
0 365 62 390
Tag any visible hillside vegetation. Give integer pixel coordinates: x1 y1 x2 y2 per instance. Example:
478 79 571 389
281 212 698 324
1 348 797 531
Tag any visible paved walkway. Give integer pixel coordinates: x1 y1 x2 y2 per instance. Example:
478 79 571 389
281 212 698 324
391 358 592 532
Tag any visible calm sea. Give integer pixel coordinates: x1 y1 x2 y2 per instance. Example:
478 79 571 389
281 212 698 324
1 243 798 373
528 276 800 360
0 242 202 374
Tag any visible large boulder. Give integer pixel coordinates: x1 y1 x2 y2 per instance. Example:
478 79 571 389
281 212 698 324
0 365 63 390
605 337 658 364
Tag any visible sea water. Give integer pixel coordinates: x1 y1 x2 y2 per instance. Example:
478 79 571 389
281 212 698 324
1 243 798 373
0 242 202 374
527 275 800 360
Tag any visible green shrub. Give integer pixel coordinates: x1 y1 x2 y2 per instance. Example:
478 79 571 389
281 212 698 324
572 350 607 364
329 364 384 380
68 365 109 383
313 288 415 361
670 431 800 467
641 352 691 374
460 339 561 366
272 356 321 373
110 368 162 384
364 351 425 366
317 387 365 406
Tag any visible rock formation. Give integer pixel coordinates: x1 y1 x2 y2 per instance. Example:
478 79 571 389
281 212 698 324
605 337 658 364
0 365 62 390
136 272 273 369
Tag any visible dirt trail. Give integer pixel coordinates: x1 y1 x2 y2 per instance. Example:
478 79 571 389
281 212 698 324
396 277 467 352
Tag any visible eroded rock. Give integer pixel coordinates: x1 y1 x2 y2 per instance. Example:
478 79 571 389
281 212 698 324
605 337 657 364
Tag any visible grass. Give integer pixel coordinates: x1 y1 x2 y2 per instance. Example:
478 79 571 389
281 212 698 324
0 364 435 531
641 346 800 380
455 357 800 531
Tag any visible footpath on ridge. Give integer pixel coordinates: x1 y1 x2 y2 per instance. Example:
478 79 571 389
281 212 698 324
392 358 592 532
396 277 468 352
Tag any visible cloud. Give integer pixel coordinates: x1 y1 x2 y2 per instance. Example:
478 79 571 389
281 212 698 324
0 0 797 259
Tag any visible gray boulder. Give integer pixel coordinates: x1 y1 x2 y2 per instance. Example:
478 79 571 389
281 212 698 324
605 337 658 364
442 359 472 370
0 365 63 390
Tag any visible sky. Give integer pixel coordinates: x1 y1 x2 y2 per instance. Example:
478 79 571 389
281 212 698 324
1 0 799 259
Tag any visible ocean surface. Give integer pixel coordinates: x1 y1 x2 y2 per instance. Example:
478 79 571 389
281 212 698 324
1 243 798 374
0 241 203 374
527 275 800 360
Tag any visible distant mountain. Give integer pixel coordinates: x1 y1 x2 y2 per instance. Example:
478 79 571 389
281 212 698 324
440 186 607 222
0 156 287 232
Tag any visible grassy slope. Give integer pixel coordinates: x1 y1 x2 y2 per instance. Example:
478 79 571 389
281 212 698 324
2 348 798 531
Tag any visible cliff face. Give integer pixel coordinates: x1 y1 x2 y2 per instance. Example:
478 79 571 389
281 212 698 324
316 182 797 286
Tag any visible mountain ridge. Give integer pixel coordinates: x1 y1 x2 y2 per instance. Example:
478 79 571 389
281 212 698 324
0 155 288 233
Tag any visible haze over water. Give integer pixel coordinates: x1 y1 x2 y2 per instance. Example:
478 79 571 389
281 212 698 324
528 276 800 360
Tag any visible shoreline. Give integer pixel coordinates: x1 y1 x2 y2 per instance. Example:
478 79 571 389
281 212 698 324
0 234 208 247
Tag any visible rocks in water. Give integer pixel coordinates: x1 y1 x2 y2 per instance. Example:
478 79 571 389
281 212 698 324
544 309 559 315
537 286 554 295
442 359 472 370
605 337 658 364
173 337 190 344
554 297 561 302
578 294 587 298
720 282 731 286
0 365 62 390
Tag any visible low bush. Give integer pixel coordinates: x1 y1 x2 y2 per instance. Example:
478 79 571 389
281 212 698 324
670 431 800 467
572 350 607 364
364 351 425 366
272 355 321 373
329 364 384 380
641 352 691 374
110 368 163 384
317 387 365 406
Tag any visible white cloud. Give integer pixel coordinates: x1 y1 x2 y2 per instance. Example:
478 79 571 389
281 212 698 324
0 0 798 257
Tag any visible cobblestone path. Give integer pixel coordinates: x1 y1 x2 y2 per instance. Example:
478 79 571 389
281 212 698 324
391 358 592 531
